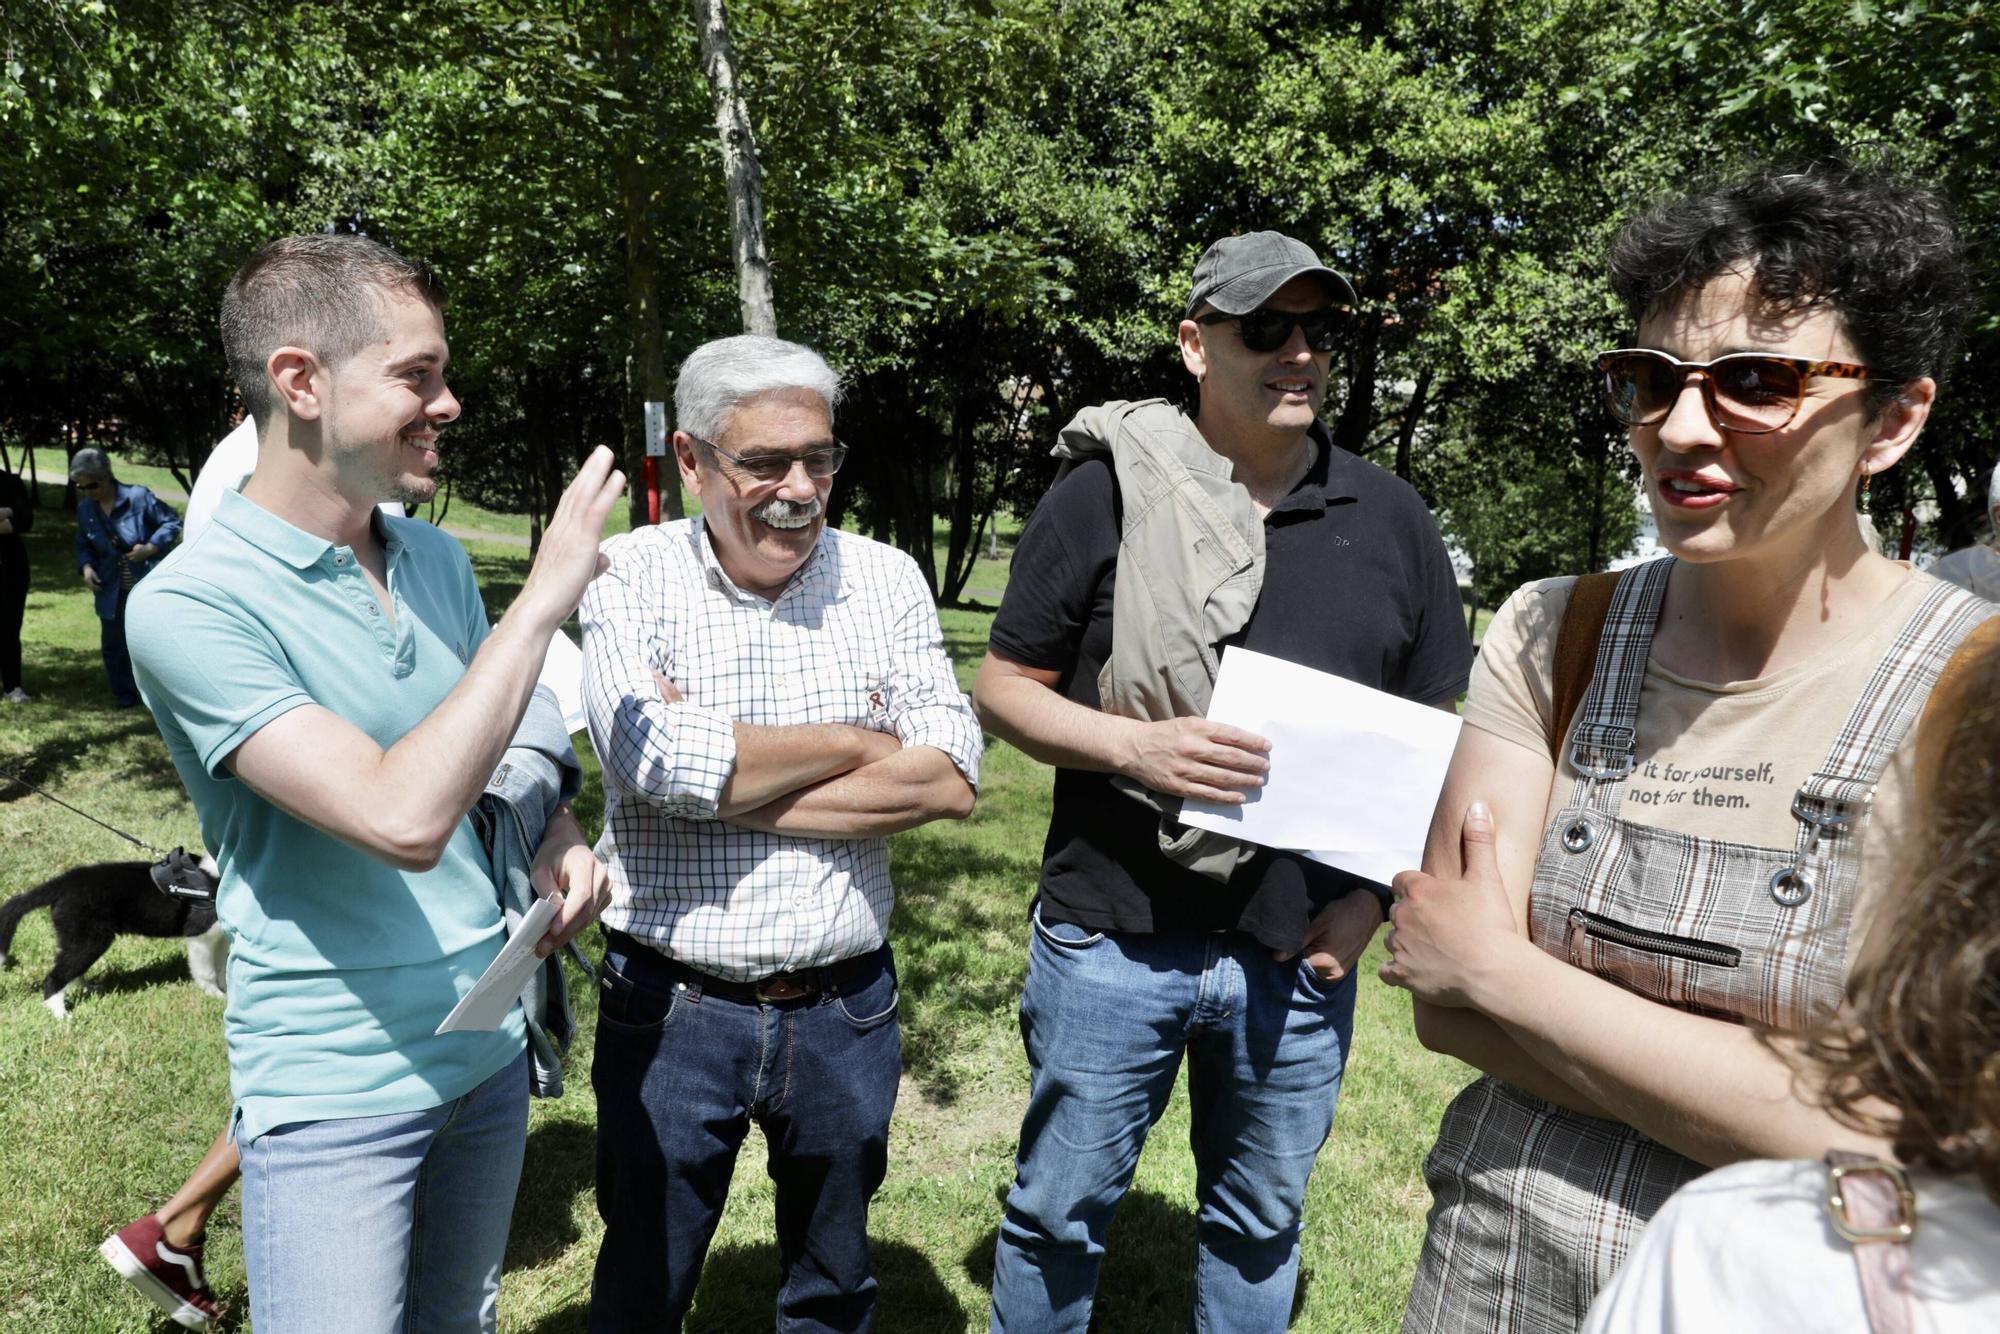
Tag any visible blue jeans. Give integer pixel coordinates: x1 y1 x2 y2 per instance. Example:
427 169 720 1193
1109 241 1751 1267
238 1049 530 1334
101 587 138 706
989 905 1357 1334
588 935 902 1333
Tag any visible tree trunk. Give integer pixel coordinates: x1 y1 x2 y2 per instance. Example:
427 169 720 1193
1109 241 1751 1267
1923 448 1971 550
691 0 777 336
1332 313 1382 456
1392 364 1434 481
613 0 685 529
621 153 686 524
1586 440 1608 572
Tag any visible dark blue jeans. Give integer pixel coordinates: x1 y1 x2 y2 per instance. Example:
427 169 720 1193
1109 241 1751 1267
101 586 138 706
588 935 902 1334
989 905 1357 1334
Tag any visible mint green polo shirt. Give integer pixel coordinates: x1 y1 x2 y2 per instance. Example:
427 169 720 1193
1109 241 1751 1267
127 489 524 1140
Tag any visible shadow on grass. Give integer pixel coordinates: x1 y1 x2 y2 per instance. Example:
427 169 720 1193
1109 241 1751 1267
77 952 201 998
515 1237 962 1334
507 1118 597 1273
0 694 176 800
884 836 1038 1103
960 1188 1313 1332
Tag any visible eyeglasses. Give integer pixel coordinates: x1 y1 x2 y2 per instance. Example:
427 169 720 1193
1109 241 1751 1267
690 436 849 484
1197 306 1350 354
1596 348 1886 436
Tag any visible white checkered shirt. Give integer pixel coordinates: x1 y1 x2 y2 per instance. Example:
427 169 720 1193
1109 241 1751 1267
579 517 982 980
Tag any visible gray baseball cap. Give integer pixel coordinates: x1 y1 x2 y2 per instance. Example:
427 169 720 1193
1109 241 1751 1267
1185 231 1357 318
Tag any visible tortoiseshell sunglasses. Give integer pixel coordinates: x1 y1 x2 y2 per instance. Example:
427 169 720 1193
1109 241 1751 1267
1597 348 1888 435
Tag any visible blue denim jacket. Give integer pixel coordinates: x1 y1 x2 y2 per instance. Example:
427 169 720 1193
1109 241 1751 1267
75 482 183 620
469 684 584 1098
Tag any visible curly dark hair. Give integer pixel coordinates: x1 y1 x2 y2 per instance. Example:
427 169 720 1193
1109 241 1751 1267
1800 628 2000 1204
1607 158 1969 414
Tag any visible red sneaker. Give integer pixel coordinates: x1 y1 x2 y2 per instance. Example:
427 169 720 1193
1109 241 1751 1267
98 1214 219 1329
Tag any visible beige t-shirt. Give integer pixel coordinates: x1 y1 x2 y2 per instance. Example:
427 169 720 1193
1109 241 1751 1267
1466 570 1945 923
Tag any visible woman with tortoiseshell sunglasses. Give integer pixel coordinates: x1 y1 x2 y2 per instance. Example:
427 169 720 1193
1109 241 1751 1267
1380 159 1999 1332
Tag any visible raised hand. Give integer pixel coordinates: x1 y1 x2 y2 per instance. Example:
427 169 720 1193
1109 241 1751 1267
516 446 626 626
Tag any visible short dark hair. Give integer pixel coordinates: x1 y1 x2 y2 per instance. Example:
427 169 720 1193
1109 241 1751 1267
1606 159 1968 413
219 233 447 429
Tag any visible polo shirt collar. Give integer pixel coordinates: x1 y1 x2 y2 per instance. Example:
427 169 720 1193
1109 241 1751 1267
212 487 407 569
1268 419 1356 517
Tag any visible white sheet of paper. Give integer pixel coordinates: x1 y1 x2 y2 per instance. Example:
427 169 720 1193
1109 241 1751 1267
537 630 587 735
1180 647 1462 885
435 894 560 1034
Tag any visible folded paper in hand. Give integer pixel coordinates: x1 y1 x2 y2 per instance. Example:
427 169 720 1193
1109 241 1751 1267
436 894 559 1034
1179 647 1461 886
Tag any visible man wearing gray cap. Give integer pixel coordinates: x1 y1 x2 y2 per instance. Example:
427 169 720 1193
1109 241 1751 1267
976 232 1472 1330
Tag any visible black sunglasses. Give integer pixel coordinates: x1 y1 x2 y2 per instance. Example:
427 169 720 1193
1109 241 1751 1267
1197 306 1350 354
690 435 850 484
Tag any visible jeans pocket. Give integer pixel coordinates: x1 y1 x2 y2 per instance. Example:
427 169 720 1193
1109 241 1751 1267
1294 957 1357 1006
1031 901 1106 951
833 960 900 1029
595 957 678 1035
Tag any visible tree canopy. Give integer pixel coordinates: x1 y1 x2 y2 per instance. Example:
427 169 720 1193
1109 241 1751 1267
5 0 1994 594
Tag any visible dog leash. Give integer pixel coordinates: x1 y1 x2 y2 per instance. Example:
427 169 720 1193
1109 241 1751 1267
0 765 170 858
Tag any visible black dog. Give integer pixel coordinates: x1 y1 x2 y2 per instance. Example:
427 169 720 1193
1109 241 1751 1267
0 855 225 1017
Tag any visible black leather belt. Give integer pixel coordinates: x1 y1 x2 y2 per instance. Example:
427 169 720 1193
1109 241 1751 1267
605 930 873 1005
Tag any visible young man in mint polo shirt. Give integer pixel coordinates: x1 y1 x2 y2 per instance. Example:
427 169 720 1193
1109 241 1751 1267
126 233 624 1333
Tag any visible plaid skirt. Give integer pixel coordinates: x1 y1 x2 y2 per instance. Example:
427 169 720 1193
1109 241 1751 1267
1400 1078 1703 1333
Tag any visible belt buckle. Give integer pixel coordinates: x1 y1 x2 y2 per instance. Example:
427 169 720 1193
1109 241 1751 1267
754 972 814 1003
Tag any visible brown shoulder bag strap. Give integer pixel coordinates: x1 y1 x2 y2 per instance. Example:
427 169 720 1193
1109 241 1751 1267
1547 570 1624 763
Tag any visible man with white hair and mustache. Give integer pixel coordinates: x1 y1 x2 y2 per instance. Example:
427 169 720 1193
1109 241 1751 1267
578 333 982 1332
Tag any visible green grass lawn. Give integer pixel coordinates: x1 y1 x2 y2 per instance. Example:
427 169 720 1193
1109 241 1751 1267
0 475 1470 1332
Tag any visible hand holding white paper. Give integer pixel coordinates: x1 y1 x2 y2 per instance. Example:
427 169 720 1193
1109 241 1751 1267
1180 647 1461 884
435 894 560 1034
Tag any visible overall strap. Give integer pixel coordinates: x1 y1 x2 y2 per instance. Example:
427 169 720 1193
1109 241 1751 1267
1552 558 1672 853
1567 558 1673 780
1547 570 1622 763
1775 582 1996 908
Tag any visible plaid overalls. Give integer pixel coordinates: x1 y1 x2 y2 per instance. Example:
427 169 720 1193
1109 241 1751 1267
1403 559 1993 1333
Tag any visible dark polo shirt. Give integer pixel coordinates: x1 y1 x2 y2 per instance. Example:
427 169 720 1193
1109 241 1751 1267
988 424 1473 953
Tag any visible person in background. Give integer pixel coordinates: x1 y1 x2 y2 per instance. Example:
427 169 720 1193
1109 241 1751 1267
1927 464 2000 601
0 459 32 702
70 447 181 708
1584 630 2000 1333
